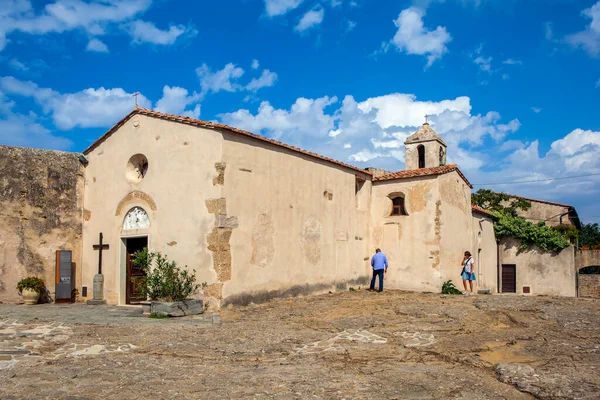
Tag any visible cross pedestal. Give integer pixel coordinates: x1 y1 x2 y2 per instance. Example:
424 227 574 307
87 232 109 305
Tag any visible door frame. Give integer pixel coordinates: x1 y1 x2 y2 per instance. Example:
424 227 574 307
119 233 149 305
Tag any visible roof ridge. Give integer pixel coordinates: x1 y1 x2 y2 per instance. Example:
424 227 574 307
85 108 371 176
508 194 572 208
373 164 472 188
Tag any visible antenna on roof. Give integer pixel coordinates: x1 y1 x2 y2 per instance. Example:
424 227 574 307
132 92 140 108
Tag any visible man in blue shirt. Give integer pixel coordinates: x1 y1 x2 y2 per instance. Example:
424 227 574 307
369 248 388 292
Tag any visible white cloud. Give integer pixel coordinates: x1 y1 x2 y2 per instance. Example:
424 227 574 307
545 21 553 40
349 149 384 162
217 92 520 170
502 58 523 65
473 56 492 72
346 20 357 32
0 89 71 149
251 59 260 69
531 107 542 113
86 38 109 53
502 74 509 80
0 0 194 51
566 1 600 57
0 76 151 129
264 0 304 17
389 7 451 68
246 69 278 92
155 85 201 119
295 6 324 32
8 58 28 71
0 111 72 150
196 63 245 96
128 20 196 45
219 96 338 142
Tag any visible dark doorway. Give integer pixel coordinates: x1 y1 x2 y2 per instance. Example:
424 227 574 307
125 237 148 304
418 145 425 168
501 264 516 293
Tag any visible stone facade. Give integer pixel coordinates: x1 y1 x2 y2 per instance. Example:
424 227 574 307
499 238 576 297
0 111 583 304
512 197 578 228
0 145 84 303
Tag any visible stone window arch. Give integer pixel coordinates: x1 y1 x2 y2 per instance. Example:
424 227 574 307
388 193 408 216
418 145 425 169
123 207 150 230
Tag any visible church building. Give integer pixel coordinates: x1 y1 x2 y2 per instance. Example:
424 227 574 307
0 108 580 306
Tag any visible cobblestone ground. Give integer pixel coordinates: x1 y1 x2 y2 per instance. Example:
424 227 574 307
1 291 599 399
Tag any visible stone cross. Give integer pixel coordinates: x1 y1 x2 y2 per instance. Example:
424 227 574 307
92 232 109 275
424 114 430 124
132 92 140 107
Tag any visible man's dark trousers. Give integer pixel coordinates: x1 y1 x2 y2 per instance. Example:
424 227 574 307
370 269 384 292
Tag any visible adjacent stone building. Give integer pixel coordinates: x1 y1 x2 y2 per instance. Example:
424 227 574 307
0 108 587 304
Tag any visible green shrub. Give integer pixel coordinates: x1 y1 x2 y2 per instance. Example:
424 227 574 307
16 276 46 293
494 212 571 252
441 280 463 295
132 249 201 302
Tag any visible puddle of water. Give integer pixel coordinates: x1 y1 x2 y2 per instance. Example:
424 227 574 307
479 342 537 364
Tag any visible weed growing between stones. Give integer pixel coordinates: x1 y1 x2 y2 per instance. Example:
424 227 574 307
441 280 462 295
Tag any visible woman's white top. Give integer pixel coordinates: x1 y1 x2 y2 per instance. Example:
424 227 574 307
463 258 474 273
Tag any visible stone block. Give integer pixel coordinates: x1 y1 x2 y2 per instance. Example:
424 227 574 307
214 216 239 229
150 299 204 317
205 198 227 216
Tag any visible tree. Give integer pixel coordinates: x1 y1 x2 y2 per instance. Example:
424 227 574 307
579 223 600 249
471 189 531 217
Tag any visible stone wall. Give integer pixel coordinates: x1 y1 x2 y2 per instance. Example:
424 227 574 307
578 274 600 298
575 249 600 270
499 238 575 297
0 145 84 303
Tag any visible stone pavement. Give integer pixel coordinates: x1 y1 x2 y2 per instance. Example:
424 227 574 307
0 303 220 372
0 303 221 326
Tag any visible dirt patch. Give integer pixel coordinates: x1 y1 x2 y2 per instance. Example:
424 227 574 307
1 292 599 399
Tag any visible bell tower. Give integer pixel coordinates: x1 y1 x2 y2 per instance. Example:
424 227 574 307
404 122 447 170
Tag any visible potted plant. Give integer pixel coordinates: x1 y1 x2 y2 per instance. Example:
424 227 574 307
132 249 203 317
16 276 46 305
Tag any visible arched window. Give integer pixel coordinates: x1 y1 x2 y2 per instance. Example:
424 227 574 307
123 207 150 230
418 145 425 169
439 146 445 166
390 196 408 216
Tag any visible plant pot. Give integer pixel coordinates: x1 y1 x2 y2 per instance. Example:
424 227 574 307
22 288 40 305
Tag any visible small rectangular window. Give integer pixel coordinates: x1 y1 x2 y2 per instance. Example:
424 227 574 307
391 197 407 215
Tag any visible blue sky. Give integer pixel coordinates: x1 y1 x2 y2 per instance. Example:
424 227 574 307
0 0 599 223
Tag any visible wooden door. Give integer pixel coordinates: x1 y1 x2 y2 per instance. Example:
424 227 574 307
126 237 147 304
502 264 516 293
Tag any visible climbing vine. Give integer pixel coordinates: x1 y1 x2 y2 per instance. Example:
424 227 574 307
472 189 572 252
493 212 571 252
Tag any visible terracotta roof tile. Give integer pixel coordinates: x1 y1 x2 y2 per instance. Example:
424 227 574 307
83 108 371 176
472 205 495 217
373 164 473 188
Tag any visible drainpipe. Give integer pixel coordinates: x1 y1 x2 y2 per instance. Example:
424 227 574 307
496 239 501 294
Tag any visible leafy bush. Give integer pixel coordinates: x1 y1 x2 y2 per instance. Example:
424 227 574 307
16 276 46 293
441 280 462 295
494 212 571 252
132 249 201 302
552 224 579 244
